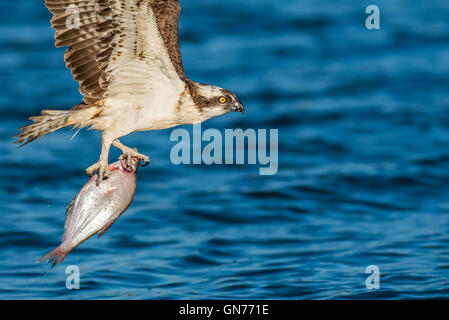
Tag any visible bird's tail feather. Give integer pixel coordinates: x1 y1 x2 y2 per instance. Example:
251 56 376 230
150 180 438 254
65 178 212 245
14 107 98 147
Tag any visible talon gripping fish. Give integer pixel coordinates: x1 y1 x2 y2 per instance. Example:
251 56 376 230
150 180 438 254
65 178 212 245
37 156 140 268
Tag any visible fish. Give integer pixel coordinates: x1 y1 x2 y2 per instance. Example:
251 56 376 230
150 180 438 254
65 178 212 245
37 156 140 268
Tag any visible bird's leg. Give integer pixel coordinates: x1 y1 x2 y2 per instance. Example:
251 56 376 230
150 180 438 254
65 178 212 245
112 139 150 166
86 134 113 185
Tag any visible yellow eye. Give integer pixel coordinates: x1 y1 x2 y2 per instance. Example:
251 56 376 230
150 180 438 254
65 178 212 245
219 96 227 104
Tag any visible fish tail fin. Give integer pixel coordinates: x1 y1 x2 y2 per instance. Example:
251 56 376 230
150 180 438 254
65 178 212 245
14 104 102 147
35 247 67 269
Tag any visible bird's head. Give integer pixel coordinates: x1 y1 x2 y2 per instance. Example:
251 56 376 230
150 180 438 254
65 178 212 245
189 83 245 120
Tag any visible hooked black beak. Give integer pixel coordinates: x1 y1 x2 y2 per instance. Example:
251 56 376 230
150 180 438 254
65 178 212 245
232 101 245 114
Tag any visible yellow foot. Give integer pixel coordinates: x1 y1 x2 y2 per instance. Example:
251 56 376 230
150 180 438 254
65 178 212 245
86 160 111 185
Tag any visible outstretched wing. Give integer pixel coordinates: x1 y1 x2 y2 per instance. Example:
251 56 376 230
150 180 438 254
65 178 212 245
151 0 186 80
45 0 185 105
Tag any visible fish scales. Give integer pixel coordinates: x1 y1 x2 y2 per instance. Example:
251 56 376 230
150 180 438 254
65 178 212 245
37 156 140 268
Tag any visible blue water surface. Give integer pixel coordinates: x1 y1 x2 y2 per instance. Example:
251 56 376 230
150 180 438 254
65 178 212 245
1 0 449 299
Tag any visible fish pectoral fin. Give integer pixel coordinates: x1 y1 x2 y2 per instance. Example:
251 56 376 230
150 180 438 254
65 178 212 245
97 220 117 239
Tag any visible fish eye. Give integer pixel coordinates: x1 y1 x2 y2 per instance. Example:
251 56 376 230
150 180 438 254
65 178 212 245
218 96 227 104
132 158 138 163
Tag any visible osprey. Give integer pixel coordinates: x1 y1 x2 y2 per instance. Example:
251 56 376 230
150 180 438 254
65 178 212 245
15 0 244 184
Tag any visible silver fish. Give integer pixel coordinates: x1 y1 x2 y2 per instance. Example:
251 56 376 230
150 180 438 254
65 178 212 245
37 156 140 268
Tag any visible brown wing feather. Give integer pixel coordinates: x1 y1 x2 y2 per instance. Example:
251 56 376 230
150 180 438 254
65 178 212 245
44 0 120 104
150 0 186 80
45 0 185 104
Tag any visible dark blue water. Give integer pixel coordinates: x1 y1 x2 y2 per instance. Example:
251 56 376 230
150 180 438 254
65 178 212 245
1 0 449 299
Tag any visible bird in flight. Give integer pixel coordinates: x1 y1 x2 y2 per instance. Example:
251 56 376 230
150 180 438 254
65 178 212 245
15 0 245 184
